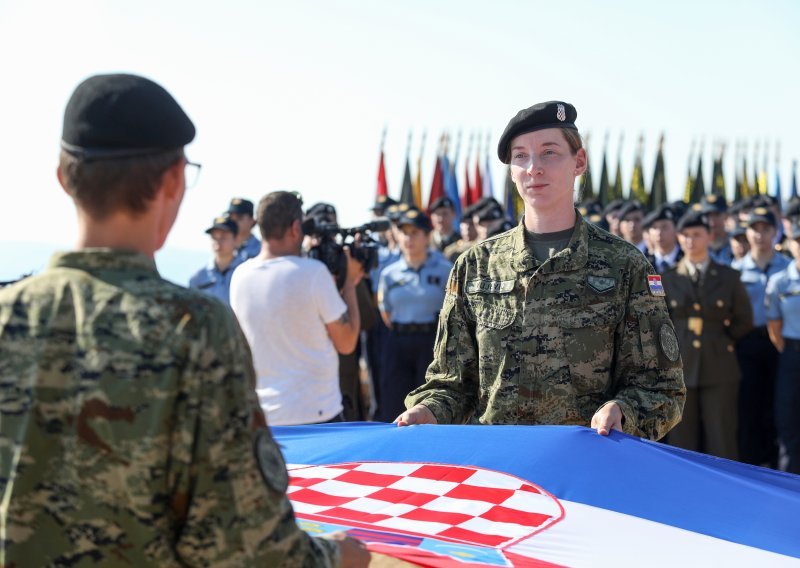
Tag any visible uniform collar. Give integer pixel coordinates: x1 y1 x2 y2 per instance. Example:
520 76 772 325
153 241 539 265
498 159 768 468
511 210 588 274
49 249 158 274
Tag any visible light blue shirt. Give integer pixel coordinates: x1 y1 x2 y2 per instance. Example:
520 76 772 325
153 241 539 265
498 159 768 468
732 253 791 327
710 241 734 266
378 253 453 324
189 257 242 305
370 245 401 293
236 234 261 262
765 262 800 340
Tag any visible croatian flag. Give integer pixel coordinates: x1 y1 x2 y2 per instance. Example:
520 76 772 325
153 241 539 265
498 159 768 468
273 423 800 567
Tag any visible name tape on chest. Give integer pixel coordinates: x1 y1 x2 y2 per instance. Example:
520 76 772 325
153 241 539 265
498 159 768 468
647 275 666 296
465 279 515 294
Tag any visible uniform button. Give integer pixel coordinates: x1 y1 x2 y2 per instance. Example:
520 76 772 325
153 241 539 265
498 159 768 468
692 339 701 349
693 303 701 311
670 300 678 308
723 319 731 326
716 300 724 308
727 344 734 353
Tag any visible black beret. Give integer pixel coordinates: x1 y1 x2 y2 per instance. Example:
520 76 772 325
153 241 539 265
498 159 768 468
677 210 710 232
397 208 432 232
602 198 627 217
701 193 728 213
61 74 195 159
669 200 689 219
730 221 748 238
386 202 411 222
785 198 800 220
486 218 515 238
577 199 603 218
205 215 239 237
372 195 398 211
306 202 337 217
497 101 578 163
430 196 456 212
476 205 505 223
228 198 254 216
617 200 645 221
747 207 776 228
643 205 677 229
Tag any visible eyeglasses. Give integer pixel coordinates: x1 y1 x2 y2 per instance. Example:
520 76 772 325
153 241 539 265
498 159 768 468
185 160 202 189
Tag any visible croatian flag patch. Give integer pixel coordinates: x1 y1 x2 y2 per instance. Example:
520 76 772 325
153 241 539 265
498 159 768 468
648 275 665 296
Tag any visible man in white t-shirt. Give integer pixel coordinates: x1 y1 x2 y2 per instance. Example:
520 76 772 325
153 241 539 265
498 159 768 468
230 191 363 425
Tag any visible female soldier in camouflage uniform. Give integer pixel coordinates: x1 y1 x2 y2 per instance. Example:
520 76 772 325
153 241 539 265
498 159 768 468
397 101 685 440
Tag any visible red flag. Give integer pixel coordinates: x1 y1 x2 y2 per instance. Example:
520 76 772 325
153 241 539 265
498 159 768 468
471 157 484 203
427 156 445 212
462 150 473 207
376 150 388 198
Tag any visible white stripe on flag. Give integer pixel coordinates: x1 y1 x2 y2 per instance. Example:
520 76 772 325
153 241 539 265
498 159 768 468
342 497 417 517
463 468 525 489
458 516 537 539
355 462 422 476
421 495 494 516
312 479 379 498
502 490 562 516
290 501 331 515
289 466 351 480
389 476 459 496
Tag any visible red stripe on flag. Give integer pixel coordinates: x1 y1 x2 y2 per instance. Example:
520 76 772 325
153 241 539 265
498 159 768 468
288 476 327 488
444 483 515 505
437 526 509 547
289 488 354 507
399 506 474 526
336 470 404 487
322 507 392 524
519 484 541 494
409 464 475 483
480 505 552 527
369 487 439 507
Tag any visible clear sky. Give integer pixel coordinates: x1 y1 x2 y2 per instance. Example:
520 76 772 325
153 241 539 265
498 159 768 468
1 0 798 279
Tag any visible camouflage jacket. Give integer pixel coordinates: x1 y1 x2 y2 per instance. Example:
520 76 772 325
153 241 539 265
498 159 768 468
0 250 339 567
406 215 686 440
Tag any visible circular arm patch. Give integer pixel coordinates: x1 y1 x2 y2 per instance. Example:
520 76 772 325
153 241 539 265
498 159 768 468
254 428 289 493
659 323 681 362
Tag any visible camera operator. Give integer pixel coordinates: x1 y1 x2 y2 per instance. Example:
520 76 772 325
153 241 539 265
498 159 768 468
230 191 363 425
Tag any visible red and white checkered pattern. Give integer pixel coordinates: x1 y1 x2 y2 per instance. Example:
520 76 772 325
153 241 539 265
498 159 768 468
287 462 564 548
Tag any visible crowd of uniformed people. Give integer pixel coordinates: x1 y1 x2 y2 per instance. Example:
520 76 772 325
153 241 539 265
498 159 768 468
189 187 800 475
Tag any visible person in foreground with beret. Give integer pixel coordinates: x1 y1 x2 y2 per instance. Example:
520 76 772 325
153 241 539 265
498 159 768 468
188 215 243 305
397 100 685 440
660 210 752 460
0 74 368 567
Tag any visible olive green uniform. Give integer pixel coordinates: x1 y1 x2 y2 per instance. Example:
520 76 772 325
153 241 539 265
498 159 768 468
661 257 753 459
0 251 339 567
406 214 686 440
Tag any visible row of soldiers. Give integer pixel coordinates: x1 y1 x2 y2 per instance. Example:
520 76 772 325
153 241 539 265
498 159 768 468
188 189 799 473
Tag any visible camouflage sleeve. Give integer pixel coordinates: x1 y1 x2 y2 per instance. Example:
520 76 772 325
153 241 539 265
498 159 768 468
173 305 340 567
405 262 479 423
605 259 686 441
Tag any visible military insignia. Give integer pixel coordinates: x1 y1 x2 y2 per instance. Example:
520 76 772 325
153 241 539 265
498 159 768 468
215 216 226 223
753 207 769 215
659 324 680 362
556 103 566 121
407 209 419 218
254 429 289 492
232 198 242 205
707 194 718 203
465 279 514 294
587 275 616 294
647 275 665 296
691 203 703 211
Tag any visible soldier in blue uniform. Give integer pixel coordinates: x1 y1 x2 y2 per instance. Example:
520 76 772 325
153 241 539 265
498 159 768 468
227 198 261 261
702 194 734 265
189 216 242 305
732 207 791 467
376 208 452 421
765 219 800 474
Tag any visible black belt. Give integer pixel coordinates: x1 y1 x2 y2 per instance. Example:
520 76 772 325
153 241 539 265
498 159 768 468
393 323 437 335
784 338 800 352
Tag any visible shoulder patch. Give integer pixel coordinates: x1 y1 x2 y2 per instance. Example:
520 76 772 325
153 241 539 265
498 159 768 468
659 323 680 362
466 279 515 294
647 275 666 296
254 429 289 493
587 275 616 294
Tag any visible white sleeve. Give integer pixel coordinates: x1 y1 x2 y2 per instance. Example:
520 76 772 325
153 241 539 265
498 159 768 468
313 264 347 324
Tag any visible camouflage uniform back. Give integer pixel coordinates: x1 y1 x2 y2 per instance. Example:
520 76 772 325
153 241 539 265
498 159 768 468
406 214 685 440
0 250 338 566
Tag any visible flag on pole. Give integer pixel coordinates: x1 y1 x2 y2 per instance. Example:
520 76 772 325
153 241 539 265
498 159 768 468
442 133 462 224
483 133 494 200
710 142 727 199
427 134 446 211
472 142 484 204
462 133 473 208
733 141 743 202
579 132 594 201
413 132 426 209
773 141 782 203
399 132 415 206
629 134 648 203
683 139 696 203
275 423 800 567
689 147 706 205
597 133 611 206
503 167 523 223
375 127 388 198
791 159 798 200
611 133 624 201
647 133 667 210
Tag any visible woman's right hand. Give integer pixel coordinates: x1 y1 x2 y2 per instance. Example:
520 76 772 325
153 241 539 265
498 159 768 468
395 404 438 427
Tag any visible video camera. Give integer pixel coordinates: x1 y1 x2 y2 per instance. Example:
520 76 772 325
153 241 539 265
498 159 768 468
303 218 391 289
